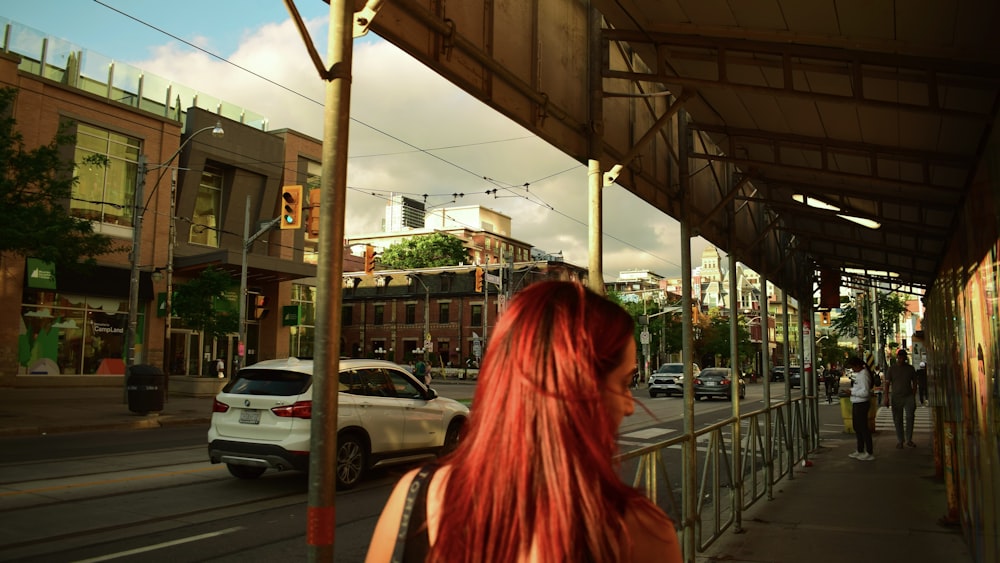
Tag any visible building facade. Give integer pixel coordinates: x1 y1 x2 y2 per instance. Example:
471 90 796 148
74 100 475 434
0 21 317 386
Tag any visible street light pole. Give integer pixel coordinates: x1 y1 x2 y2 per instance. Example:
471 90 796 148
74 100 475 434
238 196 281 371
125 122 224 373
408 273 431 364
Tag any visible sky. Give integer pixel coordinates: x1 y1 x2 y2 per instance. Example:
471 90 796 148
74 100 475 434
1 0 709 280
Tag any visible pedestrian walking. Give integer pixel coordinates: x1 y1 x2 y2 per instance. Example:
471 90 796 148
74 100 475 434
414 359 429 386
886 349 918 448
365 281 681 563
215 358 226 379
846 356 875 461
916 361 928 406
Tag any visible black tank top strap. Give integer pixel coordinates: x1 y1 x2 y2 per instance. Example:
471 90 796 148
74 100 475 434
390 463 438 563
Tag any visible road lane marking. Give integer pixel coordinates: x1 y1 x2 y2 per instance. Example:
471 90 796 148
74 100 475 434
72 526 244 562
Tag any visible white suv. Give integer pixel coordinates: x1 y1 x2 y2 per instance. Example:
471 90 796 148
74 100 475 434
207 357 469 489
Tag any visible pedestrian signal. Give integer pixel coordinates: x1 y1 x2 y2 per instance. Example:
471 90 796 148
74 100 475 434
364 245 377 275
474 267 484 292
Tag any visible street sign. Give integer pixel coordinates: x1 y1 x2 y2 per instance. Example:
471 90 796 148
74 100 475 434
485 273 501 284
640 329 650 344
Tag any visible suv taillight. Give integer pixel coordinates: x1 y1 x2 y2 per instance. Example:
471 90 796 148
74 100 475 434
212 399 230 413
271 401 312 419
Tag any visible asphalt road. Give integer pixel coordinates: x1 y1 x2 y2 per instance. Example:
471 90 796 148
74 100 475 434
0 381 775 561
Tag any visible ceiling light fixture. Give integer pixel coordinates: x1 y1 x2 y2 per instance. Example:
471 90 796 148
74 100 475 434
792 193 841 212
837 214 882 229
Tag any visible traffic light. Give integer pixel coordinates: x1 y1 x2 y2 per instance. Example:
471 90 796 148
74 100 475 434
474 267 484 292
252 294 270 320
364 245 377 274
306 188 321 238
280 185 303 230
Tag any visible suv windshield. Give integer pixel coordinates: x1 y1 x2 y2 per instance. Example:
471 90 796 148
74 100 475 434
656 364 684 374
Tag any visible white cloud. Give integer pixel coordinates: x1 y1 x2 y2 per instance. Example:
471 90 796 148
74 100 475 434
134 15 710 280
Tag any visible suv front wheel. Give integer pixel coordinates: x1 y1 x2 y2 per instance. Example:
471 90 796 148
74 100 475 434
336 433 367 489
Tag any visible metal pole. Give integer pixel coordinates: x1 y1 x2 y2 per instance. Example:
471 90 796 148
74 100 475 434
124 156 147 399
164 169 177 374
238 196 250 371
586 4 604 294
423 280 430 364
678 109 696 563
307 0 353 559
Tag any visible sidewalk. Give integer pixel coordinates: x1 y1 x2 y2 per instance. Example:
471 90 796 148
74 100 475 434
696 402 970 562
0 386 216 437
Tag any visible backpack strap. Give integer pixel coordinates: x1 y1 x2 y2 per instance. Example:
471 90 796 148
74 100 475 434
390 464 437 563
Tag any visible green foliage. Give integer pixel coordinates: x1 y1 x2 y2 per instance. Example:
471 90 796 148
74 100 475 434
831 291 908 347
0 87 113 266
699 309 755 367
378 233 469 269
171 268 239 341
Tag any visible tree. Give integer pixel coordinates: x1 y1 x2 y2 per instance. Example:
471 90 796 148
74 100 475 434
0 87 113 266
171 268 239 342
831 291 908 347
699 308 754 369
378 233 470 269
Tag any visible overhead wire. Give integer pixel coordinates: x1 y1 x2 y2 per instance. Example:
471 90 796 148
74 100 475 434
86 0 680 273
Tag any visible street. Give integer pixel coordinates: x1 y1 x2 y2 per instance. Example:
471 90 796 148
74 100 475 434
0 381 776 562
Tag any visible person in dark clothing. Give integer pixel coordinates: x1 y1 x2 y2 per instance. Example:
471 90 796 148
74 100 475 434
916 361 928 406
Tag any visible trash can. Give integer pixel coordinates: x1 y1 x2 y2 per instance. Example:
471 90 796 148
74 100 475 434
839 395 854 433
127 364 166 414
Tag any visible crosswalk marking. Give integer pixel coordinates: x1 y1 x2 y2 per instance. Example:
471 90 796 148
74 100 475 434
622 427 677 440
875 404 933 431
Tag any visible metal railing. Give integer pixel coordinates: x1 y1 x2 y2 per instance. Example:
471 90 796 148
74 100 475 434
617 393 818 559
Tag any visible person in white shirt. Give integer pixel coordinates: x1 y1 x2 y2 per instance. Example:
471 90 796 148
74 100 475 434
847 356 875 461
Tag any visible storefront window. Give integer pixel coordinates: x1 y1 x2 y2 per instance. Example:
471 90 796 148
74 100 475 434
19 293 134 375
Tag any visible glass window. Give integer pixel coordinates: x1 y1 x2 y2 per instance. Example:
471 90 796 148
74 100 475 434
342 304 353 326
471 304 482 326
385 368 423 398
72 123 141 227
374 304 384 325
405 303 416 324
189 166 223 246
439 302 450 323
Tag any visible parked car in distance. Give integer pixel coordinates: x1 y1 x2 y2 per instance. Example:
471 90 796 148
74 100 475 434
693 368 746 400
771 366 802 387
648 362 701 398
207 357 469 489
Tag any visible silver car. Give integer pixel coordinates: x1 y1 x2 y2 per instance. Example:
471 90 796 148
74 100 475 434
693 367 747 400
648 363 700 398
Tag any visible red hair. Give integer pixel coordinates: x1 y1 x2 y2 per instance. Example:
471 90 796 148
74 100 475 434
430 280 660 562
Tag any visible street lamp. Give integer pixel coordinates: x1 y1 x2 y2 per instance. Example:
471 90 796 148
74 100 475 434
125 121 224 370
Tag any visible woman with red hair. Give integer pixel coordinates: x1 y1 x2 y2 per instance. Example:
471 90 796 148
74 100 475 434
366 280 681 562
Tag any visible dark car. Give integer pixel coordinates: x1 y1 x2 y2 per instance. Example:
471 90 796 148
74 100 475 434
693 367 746 400
771 366 802 387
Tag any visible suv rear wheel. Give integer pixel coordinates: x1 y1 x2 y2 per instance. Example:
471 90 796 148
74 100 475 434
336 433 367 489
